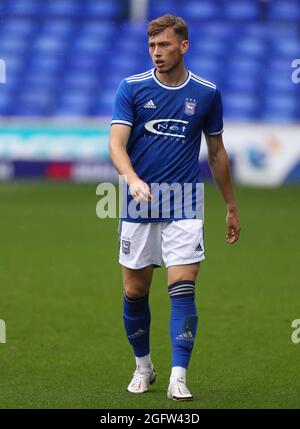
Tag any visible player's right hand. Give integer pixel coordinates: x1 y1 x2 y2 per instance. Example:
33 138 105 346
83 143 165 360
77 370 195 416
128 179 153 203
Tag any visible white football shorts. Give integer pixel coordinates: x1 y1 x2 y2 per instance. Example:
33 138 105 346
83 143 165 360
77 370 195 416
118 219 205 269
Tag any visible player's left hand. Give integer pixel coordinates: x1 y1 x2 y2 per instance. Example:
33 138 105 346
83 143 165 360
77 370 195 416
226 207 241 245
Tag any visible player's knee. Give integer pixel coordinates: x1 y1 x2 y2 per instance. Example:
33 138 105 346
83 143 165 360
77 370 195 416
168 264 200 285
124 285 148 300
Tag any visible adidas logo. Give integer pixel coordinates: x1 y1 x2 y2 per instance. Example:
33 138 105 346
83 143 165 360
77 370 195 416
176 330 194 342
128 329 146 339
144 99 156 109
194 242 202 252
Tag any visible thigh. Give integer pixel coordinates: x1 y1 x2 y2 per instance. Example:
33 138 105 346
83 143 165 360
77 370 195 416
119 221 163 269
162 219 205 269
123 265 154 298
167 262 200 286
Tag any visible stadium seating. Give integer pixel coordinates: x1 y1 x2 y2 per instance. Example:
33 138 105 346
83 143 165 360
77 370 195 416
0 0 298 122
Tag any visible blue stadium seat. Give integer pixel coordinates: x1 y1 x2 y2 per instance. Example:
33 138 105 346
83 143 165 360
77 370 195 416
235 37 266 58
15 89 55 116
74 36 108 54
186 58 220 83
42 19 74 36
5 0 42 16
109 56 141 76
224 93 259 121
265 95 297 112
198 23 236 40
224 75 259 93
34 35 67 53
80 21 116 38
93 99 114 117
226 57 262 76
265 61 297 91
223 0 260 20
45 0 82 16
116 39 146 56
0 86 15 114
121 22 147 38
149 1 180 19
67 55 101 72
266 77 296 94
1 18 35 36
103 72 127 89
1 54 25 74
261 97 297 123
56 90 94 116
0 5 298 122
182 1 220 20
245 23 272 39
269 23 298 41
84 0 120 19
23 74 58 88
189 39 227 57
268 0 300 20
59 92 93 107
267 58 293 74
30 56 64 74
55 107 91 117
273 39 300 57
0 37 28 54
63 73 99 91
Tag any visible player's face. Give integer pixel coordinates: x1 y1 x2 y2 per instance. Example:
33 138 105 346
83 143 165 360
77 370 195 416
148 27 188 74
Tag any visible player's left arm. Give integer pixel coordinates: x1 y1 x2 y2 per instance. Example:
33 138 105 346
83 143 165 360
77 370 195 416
205 133 241 245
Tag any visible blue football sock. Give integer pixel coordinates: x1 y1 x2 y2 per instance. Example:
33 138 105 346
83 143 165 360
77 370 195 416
123 292 151 358
169 280 198 369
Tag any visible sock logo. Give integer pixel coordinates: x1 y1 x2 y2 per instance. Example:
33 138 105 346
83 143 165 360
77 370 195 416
128 329 146 339
176 331 194 341
176 316 195 342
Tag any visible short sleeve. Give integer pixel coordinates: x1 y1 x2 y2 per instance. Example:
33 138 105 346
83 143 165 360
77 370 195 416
111 80 134 127
203 89 224 135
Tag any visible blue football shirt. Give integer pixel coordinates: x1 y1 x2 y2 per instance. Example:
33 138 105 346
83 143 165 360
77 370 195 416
111 68 223 222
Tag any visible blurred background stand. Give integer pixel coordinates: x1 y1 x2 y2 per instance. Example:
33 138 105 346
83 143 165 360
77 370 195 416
0 0 298 184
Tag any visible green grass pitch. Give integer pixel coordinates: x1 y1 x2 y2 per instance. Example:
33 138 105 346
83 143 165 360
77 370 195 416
0 182 299 409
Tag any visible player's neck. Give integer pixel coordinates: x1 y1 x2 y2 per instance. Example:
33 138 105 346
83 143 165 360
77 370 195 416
155 63 188 87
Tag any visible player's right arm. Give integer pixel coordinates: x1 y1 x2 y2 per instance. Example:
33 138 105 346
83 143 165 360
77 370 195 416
109 124 152 202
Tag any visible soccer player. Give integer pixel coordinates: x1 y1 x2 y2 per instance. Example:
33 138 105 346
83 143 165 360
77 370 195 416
109 15 240 400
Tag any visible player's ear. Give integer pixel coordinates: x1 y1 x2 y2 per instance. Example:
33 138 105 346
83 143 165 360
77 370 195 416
180 40 189 54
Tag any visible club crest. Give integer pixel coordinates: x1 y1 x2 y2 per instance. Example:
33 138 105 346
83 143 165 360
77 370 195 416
184 98 197 116
122 239 131 254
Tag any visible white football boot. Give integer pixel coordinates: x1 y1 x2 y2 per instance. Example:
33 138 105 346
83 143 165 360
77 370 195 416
127 364 156 394
167 377 193 401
